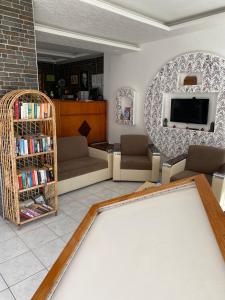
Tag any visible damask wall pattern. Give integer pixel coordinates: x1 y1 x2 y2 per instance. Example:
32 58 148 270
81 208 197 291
144 52 225 158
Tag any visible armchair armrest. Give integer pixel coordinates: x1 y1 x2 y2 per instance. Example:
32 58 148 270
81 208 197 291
148 144 160 156
213 163 225 179
88 147 113 178
212 164 225 210
89 147 109 161
147 144 160 181
162 154 187 184
113 143 121 180
113 143 121 153
163 154 188 167
89 143 114 153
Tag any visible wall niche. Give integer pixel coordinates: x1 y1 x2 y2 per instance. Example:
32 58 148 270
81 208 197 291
145 52 225 158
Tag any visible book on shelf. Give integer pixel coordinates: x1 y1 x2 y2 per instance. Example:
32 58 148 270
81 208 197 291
14 100 51 120
15 135 52 156
17 166 54 190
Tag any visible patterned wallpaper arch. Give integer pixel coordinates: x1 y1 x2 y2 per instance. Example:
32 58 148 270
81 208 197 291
144 52 225 158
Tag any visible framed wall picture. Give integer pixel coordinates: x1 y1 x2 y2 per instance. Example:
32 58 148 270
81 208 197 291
80 72 88 90
71 74 79 85
116 87 136 125
46 74 55 82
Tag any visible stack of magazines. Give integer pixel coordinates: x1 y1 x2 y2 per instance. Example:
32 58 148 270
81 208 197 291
19 195 53 219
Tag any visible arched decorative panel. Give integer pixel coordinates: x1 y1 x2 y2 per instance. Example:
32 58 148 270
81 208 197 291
144 52 225 158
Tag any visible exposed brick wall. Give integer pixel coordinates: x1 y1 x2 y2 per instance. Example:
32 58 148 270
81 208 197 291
0 0 38 99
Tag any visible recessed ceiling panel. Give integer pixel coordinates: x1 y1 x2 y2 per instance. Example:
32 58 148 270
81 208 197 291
106 0 225 24
34 0 167 45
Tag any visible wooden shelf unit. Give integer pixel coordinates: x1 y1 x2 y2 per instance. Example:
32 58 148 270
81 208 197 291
16 150 54 160
14 118 53 123
0 90 58 226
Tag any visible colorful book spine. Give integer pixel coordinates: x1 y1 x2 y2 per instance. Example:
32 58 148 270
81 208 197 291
31 103 34 119
37 103 40 119
23 103 29 119
28 103 32 119
44 103 48 118
21 172 26 189
34 103 37 119
14 102 51 120
14 100 19 119
15 136 52 156
17 166 54 190
24 139 28 155
18 174 23 190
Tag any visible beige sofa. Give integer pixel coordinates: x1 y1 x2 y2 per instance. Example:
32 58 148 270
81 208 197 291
113 135 160 182
57 136 113 195
162 145 225 210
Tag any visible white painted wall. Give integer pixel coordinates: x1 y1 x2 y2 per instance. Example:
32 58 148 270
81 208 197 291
104 25 225 143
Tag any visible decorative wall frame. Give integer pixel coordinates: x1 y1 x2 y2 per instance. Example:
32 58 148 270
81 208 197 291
116 87 136 125
144 52 225 158
71 74 79 85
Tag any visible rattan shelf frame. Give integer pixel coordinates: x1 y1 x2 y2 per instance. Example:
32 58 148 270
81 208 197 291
0 90 58 226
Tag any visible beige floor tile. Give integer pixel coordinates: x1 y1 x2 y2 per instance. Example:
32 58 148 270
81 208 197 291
0 237 28 263
32 238 65 268
0 224 16 243
0 252 44 286
19 225 57 249
60 231 74 243
47 216 79 236
10 269 47 300
0 289 15 300
0 276 7 292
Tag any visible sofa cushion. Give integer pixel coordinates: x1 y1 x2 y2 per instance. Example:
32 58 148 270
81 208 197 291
171 170 212 184
121 155 152 170
121 135 149 156
57 135 89 162
58 157 108 181
185 145 225 174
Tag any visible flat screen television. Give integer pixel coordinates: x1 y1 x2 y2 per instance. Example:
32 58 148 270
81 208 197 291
170 97 209 124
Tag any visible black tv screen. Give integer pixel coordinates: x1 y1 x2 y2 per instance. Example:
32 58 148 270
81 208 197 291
170 98 209 124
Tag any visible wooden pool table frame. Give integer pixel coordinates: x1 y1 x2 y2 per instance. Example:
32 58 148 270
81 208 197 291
32 175 225 299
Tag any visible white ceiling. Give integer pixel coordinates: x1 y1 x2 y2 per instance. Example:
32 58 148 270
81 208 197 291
103 0 225 24
33 0 225 61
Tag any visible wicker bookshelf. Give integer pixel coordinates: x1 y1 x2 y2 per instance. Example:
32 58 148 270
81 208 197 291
0 90 58 226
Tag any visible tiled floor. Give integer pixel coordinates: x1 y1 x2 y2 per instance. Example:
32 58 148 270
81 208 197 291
0 180 141 300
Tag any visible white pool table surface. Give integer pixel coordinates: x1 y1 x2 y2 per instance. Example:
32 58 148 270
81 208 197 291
51 183 225 300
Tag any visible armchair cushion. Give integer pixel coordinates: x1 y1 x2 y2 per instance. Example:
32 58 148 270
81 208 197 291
58 157 107 180
171 170 212 184
185 145 225 175
121 155 152 170
121 135 149 156
57 135 89 162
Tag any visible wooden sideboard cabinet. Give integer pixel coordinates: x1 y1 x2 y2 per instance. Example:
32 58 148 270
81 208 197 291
53 100 107 144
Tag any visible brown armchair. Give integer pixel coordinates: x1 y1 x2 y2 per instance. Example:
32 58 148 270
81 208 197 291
113 134 160 182
162 145 225 210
